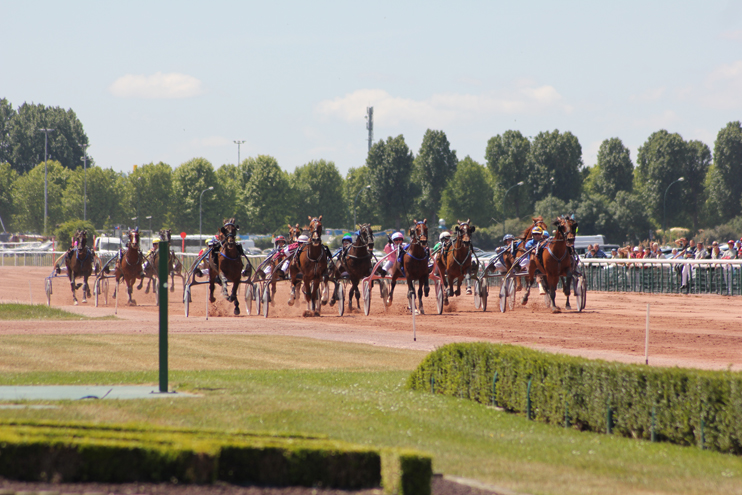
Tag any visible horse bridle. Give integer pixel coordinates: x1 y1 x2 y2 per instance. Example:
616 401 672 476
309 218 322 245
345 225 374 261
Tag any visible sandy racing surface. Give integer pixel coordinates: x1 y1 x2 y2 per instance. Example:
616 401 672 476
2 266 742 371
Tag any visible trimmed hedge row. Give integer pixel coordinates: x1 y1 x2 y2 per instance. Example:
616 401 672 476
407 343 742 455
0 420 432 495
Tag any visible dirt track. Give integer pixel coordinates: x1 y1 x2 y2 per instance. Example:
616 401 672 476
2 267 741 371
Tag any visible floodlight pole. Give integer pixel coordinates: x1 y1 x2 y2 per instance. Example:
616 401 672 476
199 186 214 237
146 215 153 233
503 181 524 237
80 143 89 221
234 140 245 166
39 128 55 236
353 185 371 229
663 177 685 233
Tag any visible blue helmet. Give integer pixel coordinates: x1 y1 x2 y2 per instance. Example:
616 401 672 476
342 234 353 243
503 234 514 242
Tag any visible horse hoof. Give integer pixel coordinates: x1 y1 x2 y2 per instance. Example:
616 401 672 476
128 300 137 306
82 298 87 304
418 307 425 315
145 288 150 294
234 307 240 315
551 307 561 314
314 311 321 317
170 287 174 293
288 299 295 307
209 297 216 303
565 303 572 310
466 288 472 295
73 300 78 306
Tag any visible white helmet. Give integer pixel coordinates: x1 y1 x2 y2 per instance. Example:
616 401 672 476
298 235 309 243
391 232 404 241
439 231 451 241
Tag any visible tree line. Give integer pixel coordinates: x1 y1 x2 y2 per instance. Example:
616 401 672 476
2 99 742 247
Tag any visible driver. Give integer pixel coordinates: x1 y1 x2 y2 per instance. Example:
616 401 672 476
378 232 405 277
492 234 515 274
520 227 544 270
263 235 287 279
277 234 308 277
431 231 451 258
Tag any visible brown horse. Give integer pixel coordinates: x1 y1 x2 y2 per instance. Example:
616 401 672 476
436 219 475 304
521 216 577 313
336 223 376 312
288 216 328 316
499 216 549 291
256 223 303 306
113 228 143 306
62 229 95 305
139 229 184 294
208 219 246 315
387 219 430 314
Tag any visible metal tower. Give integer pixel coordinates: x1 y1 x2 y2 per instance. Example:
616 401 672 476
365 107 373 151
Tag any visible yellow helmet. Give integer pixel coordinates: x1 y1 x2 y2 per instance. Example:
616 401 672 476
532 227 543 235
152 238 160 243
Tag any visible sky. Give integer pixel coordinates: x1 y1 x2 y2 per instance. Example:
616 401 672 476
2 1 742 177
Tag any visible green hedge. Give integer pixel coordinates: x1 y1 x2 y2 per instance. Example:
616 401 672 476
0 420 432 494
407 343 742 455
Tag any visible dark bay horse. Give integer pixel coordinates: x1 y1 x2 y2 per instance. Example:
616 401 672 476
62 229 95 305
208 219 245 315
337 223 376 312
436 219 475 305
501 216 549 291
139 229 184 294
289 216 328 316
256 224 303 306
387 219 430 314
113 228 143 306
521 216 577 313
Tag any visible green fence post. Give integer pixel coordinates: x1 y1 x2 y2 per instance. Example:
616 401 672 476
526 378 532 420
158 238 169 393
492 371 498 406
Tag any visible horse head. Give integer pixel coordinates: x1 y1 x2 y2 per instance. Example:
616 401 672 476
555 216 578 246
358 223 374 249
520 216 548 241
221 218 239 247
307 215 323 245
410 219 428 247
74 229 88 249
288 223 302 243
159 229 172 243
127 229 140 249
455 219 475 246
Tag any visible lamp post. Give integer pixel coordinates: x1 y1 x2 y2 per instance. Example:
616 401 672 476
503 181 524 236
136 176 142 229
38 128 55 236
80 143 90 221
663 177 685 234
353 185 371 229
199 186 214 237
234 140 245 166
146 215 153 233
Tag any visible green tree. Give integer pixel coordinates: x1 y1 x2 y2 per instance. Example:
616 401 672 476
439 157 494 228
594 138 633 199
533 195 568 224
568 192 616 240
608 191 652 243
124 162 173 232
0 99 15 164
527 130 582 203
703 164 727 227
290 159 346 227
240 155 291 234
6 101 91 174
12 160 70 234
711 121 742 219
62 166 125 231
367 135 414 229
215 164 244 220
635 130 689 229
685 140 711 231
171 158 222 235
0 162 18 232
485 130 531 217
344 166 378 228
412 129 458 222
53 219 98 251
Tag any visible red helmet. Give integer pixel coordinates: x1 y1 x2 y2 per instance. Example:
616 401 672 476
274 235 286 243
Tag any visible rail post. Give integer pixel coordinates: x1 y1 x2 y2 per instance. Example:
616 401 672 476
158 238 169 393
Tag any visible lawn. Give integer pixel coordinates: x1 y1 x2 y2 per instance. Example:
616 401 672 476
0 303 116 321
0 334 740 495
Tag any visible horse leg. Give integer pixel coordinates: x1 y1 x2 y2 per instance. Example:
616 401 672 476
454 273 462 297
547 274 560 313
321 276 329 305
82 274 89 303
563 276 572 310
69 272 78 305
446 272 454 297
170 271 175 292
465 270 472 295
232 281 240 315
208 276 217 303
127 280 136 306
220 273 230 300
407 279 416 313
521 275 533 305
423 276 430 298
314 280 322 317
417 279 425 315
386 280 396 307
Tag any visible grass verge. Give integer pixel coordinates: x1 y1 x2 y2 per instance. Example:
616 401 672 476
0 303 117 321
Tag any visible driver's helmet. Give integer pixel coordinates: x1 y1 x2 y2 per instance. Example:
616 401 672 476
439 231 451 241
152 238 160 244
503 234 514 243
274 235 286 246
342 234 353 244
532 227 543 236
542 230 550 238
298 235 309 243
391 232 404 242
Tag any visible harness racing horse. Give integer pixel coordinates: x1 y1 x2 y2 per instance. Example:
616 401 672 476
337 223 377 312
289 216 329 316
521 216 577 313
113 228 143 306
255 224 303 307
557 216 580 310
61 229 95 305
139 229 184 294
387 219 430 314
208 219 246 315
436 219 475 305
500 216 549 290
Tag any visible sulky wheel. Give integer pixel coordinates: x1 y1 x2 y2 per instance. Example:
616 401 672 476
575 276 587 312
263 284 270 318
435 279 443 314
362 280 371 316
45 278 52 307
337 282 345 317
244 283 254 315
184 286 190 317
473 279 481 309
481 279 488 312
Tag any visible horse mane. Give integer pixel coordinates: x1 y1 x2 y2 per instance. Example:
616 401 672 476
518 216 545 241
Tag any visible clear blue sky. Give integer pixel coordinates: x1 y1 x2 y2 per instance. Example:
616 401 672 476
2 1 741 176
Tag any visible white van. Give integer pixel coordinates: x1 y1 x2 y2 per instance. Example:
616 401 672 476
573 235 605 255
94 235 123 255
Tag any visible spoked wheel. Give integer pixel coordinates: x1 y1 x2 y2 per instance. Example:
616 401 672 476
473 279 481 309
94 278 99 307
255 283 262 316
480 278 489 312
575 276 587 312
184 286 191 317
337 282 345 316
101 278 109 306
45 278 52 306
507 278 515 311
263 284 270 318
407 290 416 314
244 283 254 315
362 280 371 316
499 276 515 313
435 279 443 314
379 280 389 312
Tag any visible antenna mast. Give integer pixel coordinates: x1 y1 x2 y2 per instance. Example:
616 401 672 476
365 106 373 152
